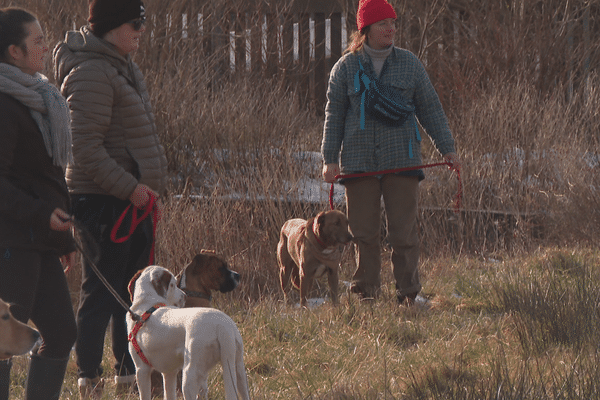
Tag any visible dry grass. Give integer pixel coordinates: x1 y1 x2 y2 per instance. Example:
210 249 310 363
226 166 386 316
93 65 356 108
10 248 600 399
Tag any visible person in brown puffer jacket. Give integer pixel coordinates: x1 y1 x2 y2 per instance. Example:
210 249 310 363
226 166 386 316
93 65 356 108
52 0 168 397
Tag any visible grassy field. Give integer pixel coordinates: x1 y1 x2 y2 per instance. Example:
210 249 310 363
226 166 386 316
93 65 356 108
6 0 600 398
9 247 600 399
8 78 600 396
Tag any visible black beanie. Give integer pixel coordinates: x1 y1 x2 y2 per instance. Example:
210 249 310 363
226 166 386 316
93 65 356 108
88 0 146 38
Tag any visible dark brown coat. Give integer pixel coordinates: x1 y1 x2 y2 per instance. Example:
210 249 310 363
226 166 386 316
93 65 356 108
0 92 74 254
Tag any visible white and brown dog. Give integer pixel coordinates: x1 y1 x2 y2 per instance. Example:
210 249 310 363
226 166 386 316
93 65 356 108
149 251 242 394
278 210 353 307
0 298 40 359
126 266 250 400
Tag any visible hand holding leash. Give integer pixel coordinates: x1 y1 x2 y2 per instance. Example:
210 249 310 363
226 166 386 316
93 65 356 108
50 208 73 232
129 183 163 222
129 184 158 208
322 163 340 183
60 251 77 272
443 152 462 173
112 188 160 265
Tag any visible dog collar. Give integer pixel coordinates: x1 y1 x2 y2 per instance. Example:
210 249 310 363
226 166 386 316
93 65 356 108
180 288 212 301
128 303 165 367
312 218 328 249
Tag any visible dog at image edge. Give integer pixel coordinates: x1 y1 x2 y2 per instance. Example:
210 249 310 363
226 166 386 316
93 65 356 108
0 298 40 359
126 266 250 400
278 210 353 307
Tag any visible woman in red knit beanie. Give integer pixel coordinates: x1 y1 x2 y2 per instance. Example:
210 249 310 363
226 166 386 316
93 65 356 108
348 0 397 52
321 0 461 305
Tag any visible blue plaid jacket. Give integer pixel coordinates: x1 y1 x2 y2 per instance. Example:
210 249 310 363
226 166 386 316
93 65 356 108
322 47 456 175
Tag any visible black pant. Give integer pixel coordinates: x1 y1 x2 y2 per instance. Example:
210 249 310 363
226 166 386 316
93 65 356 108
71 194 153 379
0 248 76 359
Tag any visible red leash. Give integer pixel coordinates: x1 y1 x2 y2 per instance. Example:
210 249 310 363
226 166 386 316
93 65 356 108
110 193 159 265
328 162 462 212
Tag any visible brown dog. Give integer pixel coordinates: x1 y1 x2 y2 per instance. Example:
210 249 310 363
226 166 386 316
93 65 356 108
176 251 241 307
278 210 353 307
0 298 40 359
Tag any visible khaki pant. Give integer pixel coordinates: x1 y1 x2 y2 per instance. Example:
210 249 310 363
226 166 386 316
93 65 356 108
345 174 421 298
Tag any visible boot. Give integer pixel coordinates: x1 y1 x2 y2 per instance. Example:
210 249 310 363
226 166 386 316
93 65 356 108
24 354 69 400
0 359 11 400
78 376 104 400
397 292 418 307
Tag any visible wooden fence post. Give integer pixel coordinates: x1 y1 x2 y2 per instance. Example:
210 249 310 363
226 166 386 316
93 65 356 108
264 12 279 78
281 13 295 87
313 12 327 112
232 11 245 73
250 10 262 76
329 12 342 67
298 13 312 105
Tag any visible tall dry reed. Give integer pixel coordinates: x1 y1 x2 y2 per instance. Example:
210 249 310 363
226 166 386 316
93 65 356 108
6 0 599 286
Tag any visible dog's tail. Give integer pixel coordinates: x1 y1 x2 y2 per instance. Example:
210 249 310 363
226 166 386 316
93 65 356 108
219 326 250 400
235 341 251 400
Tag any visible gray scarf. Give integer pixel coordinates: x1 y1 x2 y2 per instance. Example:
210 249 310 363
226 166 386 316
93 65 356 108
0 63 72 168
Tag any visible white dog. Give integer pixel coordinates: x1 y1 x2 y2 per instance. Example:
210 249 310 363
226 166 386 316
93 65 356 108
126 265 250 400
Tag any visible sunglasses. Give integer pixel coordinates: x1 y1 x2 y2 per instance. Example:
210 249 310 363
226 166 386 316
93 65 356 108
128 17 146 31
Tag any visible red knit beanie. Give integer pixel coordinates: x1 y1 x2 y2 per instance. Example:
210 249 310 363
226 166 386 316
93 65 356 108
356 0 397 31
88 0 146 38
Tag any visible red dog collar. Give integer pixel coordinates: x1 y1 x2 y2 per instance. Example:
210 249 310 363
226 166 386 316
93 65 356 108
312 218 328 249
128 303 165 367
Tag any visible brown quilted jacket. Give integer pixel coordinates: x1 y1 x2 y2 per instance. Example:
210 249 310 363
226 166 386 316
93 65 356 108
53 27 168 200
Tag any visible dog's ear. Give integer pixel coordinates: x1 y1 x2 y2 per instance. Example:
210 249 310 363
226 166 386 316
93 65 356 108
128 269 145 302
316 212 327 229
190 252 213 272
197 251 227 271
185 254 201 275
151 269 172 299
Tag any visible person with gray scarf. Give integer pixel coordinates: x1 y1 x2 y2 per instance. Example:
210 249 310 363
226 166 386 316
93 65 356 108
0 7 77 400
